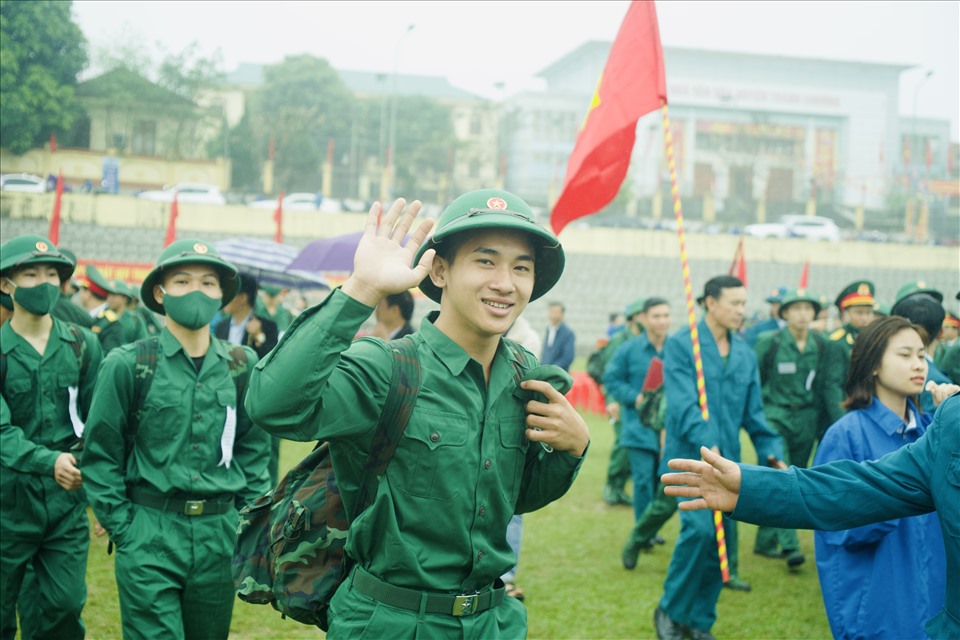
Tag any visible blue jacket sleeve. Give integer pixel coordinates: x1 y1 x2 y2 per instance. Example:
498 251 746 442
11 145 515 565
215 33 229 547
603 340 640 407
556 325 575 372
664 333 717 449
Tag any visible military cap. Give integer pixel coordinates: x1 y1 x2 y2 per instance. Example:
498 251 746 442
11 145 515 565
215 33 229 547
943 312 960 329
260 284 285 297
106 278 135 299
0 234 74 281
835 280 875 311
624 298 646 319
85 264 113 299
141 239 239 314
873 302 891 317
414 189 564 303
766 286 788 304
778 288 821 319
894 281 943 305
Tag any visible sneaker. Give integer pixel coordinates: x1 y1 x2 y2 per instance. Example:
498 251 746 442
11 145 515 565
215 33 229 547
653 606 684 640
785 549 806 568
723 575 752 592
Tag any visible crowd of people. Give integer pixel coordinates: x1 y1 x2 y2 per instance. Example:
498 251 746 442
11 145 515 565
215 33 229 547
1 186 957 640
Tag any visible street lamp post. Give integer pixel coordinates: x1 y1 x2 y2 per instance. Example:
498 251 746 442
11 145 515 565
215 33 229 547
382 23 415 201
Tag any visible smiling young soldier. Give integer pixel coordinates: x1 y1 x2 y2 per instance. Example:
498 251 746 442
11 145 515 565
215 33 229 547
81 240 270 640
0 234 103 640
246 191 589 639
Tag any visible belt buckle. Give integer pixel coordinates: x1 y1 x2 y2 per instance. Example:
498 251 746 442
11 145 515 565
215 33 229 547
184 500 204 516
452 594 478 617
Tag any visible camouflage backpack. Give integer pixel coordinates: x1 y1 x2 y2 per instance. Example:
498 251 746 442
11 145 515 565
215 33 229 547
232 336 421 630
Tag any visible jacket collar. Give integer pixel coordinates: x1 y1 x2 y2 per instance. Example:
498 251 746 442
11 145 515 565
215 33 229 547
864 397 922 436
159 327 229 362
419 311 522 377
1 318 72 357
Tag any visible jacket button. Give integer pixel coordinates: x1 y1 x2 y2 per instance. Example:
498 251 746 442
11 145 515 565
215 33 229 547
477 551 484 561
429 432 440 443
484 460 492 470
194 414 202 421
479 506 485 517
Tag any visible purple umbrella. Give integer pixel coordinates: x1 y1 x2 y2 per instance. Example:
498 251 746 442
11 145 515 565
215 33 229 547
286 231 363 273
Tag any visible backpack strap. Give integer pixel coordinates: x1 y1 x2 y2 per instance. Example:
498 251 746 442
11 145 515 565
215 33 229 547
224 342 251 402
128 336 161 459
503 337 537 384
66 324 90 382
352 336 422 515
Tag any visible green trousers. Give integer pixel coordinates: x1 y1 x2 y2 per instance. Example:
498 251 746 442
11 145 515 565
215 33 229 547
754 408 817 555
605 418 631 490
0 473 88 640
328 567 528 640
114 505 237 640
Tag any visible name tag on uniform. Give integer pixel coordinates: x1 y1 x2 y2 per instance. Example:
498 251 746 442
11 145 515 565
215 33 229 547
777 362 798 375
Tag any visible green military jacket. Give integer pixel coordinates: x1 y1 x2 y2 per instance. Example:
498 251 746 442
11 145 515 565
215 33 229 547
934 341 959 384
53 293 94 329
755 329 832 429
118 310 146 344
1 319 103 476
246 289 585 594
91 308 126 353
257 299 293 333
821 323 860 427
82 329 270 546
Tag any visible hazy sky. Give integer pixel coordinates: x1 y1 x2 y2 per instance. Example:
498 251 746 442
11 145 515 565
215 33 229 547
72 0 959 137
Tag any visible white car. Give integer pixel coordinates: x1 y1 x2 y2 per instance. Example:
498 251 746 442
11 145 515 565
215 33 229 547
1 173 48 193
744 215 840 242
136 183 226 205
248 192 322 211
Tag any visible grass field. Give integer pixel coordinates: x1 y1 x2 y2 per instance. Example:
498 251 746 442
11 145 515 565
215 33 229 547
72 410 831 639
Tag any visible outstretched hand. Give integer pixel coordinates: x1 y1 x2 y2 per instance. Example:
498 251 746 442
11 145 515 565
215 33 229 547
341 198 436 307
661 446 742 513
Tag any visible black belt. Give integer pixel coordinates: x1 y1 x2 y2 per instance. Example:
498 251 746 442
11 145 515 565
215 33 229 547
351 567 505 617
128 486 234 516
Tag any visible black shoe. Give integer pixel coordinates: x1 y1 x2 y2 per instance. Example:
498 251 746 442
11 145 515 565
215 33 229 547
654 606 684 640
622 539 652 569
653 535 666 545
785 549 806 568
723 575 752 592
686 627 717 640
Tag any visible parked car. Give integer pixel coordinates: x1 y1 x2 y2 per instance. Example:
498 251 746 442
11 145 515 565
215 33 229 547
136 183 226 205
744 214 840 241
0 173 48 193
248 192 323 211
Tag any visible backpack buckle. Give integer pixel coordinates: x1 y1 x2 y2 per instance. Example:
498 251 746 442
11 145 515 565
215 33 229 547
184 500 204 516
452 594 478 616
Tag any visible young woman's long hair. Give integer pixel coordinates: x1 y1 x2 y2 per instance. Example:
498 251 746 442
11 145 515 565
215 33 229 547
842 315 924 411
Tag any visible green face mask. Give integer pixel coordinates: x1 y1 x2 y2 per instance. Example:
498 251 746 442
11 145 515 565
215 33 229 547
160 288 221 330
7 280 60 316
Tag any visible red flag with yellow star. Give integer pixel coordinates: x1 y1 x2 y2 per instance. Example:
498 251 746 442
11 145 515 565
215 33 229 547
550 0 666 235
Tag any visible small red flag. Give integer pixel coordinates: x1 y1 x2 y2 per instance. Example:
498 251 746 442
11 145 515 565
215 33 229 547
48 171 63 245
274 192 285 244
728 237 747 288
799 260 810 288
163 191 179 247
50 132 57 153
550 0 666 234
641 356 664 392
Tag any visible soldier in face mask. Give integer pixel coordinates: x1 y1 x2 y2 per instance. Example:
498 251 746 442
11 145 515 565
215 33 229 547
0 234 103 640
81 239 270 640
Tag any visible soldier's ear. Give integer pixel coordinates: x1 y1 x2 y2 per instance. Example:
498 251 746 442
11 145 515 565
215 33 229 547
429 255 448 291
153 285 164 307
0 277 12 296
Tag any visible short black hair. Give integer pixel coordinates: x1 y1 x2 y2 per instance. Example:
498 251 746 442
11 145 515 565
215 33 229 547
698 275 743 306
549 301 565 312
385 290 414 322
642 297 669 313
236 275 259 306
891 294 945 345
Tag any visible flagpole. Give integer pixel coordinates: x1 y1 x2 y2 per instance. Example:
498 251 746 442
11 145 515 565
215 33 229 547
661 101 730 584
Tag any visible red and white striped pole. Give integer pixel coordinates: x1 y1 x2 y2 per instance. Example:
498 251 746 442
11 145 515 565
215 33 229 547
661 101 730 583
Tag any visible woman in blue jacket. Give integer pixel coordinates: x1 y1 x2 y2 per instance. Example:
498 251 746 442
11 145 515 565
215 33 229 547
813 316 945 639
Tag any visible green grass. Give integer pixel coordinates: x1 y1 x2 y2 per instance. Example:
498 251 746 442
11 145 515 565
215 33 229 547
74 412 830 639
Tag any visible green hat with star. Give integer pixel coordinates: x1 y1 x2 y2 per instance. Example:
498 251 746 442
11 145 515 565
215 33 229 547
140 239 239 314
414 189 565 303
894 280 943 305
778 288 821 319
624 298 646 319
835 280 875 311
0 234 74 281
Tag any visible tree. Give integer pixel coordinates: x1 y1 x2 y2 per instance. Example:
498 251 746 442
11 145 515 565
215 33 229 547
388 96 457 197
250 55 356 192
0 0 88 154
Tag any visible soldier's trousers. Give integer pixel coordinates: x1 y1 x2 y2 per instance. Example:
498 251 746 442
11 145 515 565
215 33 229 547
660 507 739 633
626 447 657 520
605 419 631 489
328 566 528 640
0 473 88 640
114 505 237 640
755 408 816 555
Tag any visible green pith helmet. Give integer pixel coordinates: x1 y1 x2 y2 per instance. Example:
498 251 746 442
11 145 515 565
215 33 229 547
0 234 75 281
106 278 135 299
85 264 113 299
140 239 239 314
413 189 565 303
777 288 822 319
624 298 646 319
894 280 943 305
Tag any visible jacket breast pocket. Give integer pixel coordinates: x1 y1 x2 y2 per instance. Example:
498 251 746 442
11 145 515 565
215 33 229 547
391 411 468 502
943 453 960 540
4 378 34 421
498 417 528 503
139 383 184 451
